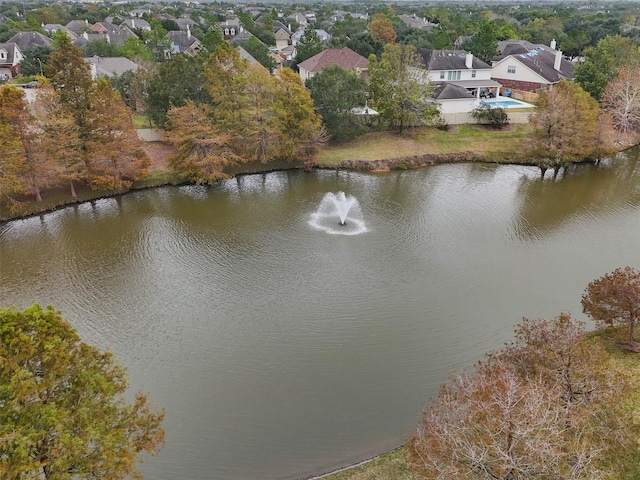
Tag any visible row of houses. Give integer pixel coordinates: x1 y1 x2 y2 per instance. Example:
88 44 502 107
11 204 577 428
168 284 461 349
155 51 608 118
298 39 574 115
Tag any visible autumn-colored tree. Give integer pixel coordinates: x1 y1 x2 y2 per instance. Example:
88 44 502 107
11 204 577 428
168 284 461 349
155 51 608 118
368 13 396 45
582 266 640 346
368 43 439 133
0 304 164 479
242 64 278 162
408 314 633 480
205 44 278 162
0 122 25 213
164 100 239 184
33 81 84 200
527 80 600 177
45 33 94 136
498 314 621 428
205 43 252 134
0 85 58 202
272 68 324 163
601 65 640 139
85 79 149 192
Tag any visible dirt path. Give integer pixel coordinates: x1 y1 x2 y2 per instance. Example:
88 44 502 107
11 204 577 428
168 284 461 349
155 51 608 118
141 140 175 172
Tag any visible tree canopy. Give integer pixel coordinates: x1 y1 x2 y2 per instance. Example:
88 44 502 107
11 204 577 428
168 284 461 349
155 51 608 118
368 43 440 133
0 304 164 479
582 266 640 346
306 65 370 142
526 80 600 176
408 313 635 480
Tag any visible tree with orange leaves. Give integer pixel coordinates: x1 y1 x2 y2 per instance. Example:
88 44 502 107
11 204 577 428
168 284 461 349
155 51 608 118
368 13 396 45
582 266 640 346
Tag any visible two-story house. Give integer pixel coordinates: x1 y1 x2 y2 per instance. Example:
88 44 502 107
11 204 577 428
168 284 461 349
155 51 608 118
0 43 24 80
491 40 574 92
417 49 503 114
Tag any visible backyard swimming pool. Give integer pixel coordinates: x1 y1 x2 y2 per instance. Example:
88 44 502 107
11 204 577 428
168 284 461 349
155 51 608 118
481 97 535 109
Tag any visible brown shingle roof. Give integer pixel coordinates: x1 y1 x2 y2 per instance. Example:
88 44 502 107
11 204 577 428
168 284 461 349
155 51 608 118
298 47 367 73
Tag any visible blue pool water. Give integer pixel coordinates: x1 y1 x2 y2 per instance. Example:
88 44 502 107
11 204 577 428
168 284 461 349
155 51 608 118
481 98 534 108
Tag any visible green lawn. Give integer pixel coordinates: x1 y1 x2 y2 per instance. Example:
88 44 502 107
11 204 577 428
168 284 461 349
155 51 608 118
316 124 530 165
133 115 153 129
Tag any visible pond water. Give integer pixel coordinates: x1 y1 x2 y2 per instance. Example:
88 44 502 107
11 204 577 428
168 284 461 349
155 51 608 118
2 150 640 479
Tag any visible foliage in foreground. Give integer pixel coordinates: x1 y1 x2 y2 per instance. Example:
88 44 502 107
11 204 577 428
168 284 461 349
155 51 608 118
407 313 639 479
0 304 164 480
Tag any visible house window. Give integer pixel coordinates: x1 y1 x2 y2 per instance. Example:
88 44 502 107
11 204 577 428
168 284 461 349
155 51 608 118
471 69 477 78
447 70 461 81
507 65 516 74
0 51 5 60
439 71 445 80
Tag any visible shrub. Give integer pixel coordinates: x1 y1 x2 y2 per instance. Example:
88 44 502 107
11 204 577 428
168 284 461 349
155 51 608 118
471 104 509 128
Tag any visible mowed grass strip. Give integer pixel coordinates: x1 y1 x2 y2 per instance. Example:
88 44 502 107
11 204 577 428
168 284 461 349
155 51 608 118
320 448 414 480
316 124 530 165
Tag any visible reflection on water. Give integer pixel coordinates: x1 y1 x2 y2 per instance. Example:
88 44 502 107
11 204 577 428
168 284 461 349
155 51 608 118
2 151 640 480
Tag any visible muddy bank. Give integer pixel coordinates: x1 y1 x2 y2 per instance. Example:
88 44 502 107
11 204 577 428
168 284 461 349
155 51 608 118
329 151 484 171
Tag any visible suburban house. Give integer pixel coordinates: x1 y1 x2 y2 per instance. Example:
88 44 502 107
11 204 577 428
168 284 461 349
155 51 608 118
417 49 502 113
84 56 139 79
220 18 242 40
89 22 138 46
121 18 151 32
0 42 24 79
271 20 292 50
297 47 368 82
7 31 53 52
167 27 202 56
65 19 91 36
491 40 574 92
42 23 78 39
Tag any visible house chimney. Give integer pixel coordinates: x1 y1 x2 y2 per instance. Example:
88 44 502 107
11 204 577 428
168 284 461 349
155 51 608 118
187 24 191 38
465 52 473 69
131 18 135 29
554 50 562 71
550 38 557 50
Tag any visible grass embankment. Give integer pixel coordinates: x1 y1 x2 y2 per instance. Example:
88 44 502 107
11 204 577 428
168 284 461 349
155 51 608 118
322 326 640 480
316 124 531 166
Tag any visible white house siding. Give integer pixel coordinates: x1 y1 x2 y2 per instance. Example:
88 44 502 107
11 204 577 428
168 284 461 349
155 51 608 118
437 98 477 114
299 66 313 82
427 68 492 83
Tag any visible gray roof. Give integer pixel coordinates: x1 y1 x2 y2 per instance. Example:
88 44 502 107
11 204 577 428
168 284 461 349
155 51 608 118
122 18 151 30
74 33 107 47
167 31 201 53
6 31 53 51
493 40 574 83
42 24 78 39
84 56 139 77
433 83 475 100
65 19 91 35
176 17 198 30
418 49 491 71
